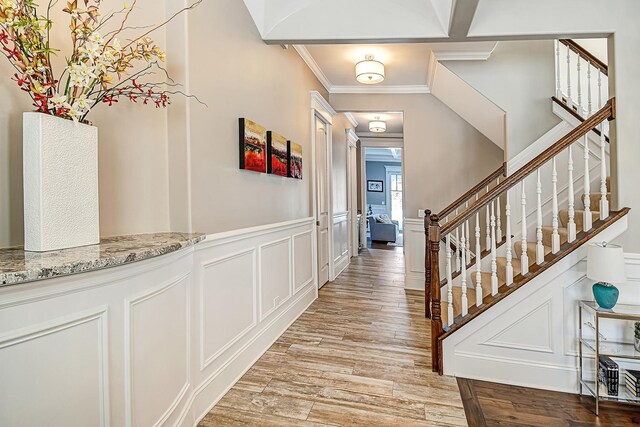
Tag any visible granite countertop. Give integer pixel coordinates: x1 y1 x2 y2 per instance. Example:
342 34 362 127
0 232 205 287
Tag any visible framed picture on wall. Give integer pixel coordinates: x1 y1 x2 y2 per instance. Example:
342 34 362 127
267 131 289 176
288 141 303 179
368 180 383 192
239 118 267 173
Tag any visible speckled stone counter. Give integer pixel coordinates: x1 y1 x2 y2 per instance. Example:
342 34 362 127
0 232 205 286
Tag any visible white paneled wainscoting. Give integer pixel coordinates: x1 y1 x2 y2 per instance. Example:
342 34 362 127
332 211 351 279
0 217 316 427
404 218 427 291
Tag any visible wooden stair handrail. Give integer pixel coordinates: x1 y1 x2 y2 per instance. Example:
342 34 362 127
559 39 608 75
441 98 615 237
552 96 609 142
438 164 506 220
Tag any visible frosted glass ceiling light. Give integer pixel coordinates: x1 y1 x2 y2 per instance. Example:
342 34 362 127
356 55 385 84
369 117 386 133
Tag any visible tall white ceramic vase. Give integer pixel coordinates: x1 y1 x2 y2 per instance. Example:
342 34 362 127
23 112 100 252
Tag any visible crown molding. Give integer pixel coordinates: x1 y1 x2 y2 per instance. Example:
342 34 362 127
293 45 332 93
433 49 496 61
358 132 404 139
346 128 359 147
344 112 359 128
310 91 336 123
330 85 430 94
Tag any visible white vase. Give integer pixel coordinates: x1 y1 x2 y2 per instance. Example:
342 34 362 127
23 112 100 252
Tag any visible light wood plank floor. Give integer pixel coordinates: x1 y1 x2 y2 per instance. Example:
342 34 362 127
199 247 467 426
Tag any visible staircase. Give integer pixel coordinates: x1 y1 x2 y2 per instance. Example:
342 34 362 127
424 41 630 377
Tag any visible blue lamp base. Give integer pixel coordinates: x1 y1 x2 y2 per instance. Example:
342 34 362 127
592 282 619 309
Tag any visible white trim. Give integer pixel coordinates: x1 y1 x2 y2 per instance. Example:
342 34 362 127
357 132 404 139
346 128 359 148
426 51 438 91
293 45 332 93
433 51 494 61
360 137 404 148
330 85 430 94
344 112 359 129
310 91 336 123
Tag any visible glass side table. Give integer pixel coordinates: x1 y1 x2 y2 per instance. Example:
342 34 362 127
578 300 640 415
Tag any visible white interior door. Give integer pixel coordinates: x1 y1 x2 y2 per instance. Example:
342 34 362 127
315 116 330 287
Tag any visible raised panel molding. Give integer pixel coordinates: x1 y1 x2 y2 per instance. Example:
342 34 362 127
0 307 109 427
293 230 314 294
404 218 426 290
200 249 257 370
0 217 317 427
483 300 554 354
259 237 293 322
125 273 191 427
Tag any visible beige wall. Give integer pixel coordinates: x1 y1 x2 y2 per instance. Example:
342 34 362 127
0 0 327 247
330 93 504 218
175 0 327 234
0 2 171 247
443 40 561 161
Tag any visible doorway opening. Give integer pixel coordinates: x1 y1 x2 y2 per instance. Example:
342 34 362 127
343 111 404 251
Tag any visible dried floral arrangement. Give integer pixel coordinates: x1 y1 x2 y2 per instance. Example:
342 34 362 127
0 0 200 122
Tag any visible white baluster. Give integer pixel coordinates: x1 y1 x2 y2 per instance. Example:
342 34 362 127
521 181 529 275
566 44 572 107
587 60 592 117
577 55 582 114
446 233 454 326
567 145 577 242
505 189 514 286
536 169 544 265
555 40 561 98
600 120 609 219
455 209 461 272
460 224 468 317
598 67 602 110
490 201 498 295
551 157 561 253
475 211 483 306
584 135 593 231
496 179 503 241
465 201 471 264
485 187 491 251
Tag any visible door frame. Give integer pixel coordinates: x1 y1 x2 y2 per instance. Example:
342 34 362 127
346 128 359 258
385 164 403 230
360 137 404 247
310 91 336 288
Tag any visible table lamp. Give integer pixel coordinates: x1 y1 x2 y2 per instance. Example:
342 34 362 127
587 242 626 309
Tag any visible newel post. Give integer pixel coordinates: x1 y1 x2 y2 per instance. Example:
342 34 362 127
429 214 443 374
424 210 432 319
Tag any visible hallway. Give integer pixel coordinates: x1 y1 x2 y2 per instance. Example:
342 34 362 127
199 248 466 426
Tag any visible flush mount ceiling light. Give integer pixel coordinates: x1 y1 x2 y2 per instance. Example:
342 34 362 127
355 54 385 84
369 117 387 133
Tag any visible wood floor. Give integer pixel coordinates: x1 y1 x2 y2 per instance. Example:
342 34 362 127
199 247 467 426
458 378 640 426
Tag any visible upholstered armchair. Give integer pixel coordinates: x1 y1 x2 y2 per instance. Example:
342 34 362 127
368 216 399 243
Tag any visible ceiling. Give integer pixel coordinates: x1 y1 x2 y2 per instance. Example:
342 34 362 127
349 112 404 135
298 41 497 93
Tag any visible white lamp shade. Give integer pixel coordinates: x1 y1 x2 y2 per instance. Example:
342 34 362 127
356 58 385 84
369 120 386 133
587 242 626 283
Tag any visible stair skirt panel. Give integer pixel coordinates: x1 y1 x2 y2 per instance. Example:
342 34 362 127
442 215 628 393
